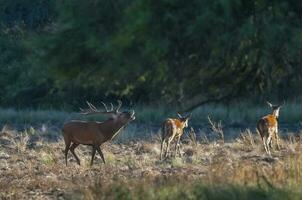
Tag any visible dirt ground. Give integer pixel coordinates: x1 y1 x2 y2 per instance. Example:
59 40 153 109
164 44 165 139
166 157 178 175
0 126 302 199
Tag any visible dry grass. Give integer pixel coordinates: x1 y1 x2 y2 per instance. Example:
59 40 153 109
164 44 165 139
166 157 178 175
1 126 302 199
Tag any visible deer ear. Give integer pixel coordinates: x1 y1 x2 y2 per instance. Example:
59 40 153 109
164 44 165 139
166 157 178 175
177 113 182 118
266 101 273 108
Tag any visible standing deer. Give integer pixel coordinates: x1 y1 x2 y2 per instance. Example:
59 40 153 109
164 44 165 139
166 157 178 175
62 100 135 166
160 113 191 160
257 101 283 155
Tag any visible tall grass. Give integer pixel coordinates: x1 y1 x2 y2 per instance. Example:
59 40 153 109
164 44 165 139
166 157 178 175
78 180 302 200
76 151 302 200
0 102 301 126
2 126 302 199
191 102 302 125
0 108 72 125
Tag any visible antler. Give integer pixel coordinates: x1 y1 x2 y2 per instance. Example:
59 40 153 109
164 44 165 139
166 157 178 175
100 101 114 112
115 100 122 113
80 100 122 115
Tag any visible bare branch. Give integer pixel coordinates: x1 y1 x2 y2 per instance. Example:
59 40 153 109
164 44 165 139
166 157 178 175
207 115 224 143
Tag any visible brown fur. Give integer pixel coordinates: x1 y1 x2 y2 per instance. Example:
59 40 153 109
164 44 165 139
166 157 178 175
160 115 190 160
257 102 282 155
62 111 135 166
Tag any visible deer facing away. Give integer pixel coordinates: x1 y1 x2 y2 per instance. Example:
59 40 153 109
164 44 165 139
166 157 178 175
62 100 135 166
160 113 191 160
257 101 283 155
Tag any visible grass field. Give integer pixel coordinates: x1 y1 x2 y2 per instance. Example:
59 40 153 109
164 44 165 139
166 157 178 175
1 123 302 199
0 103 302 199
1 101 302 126
1 102 301 142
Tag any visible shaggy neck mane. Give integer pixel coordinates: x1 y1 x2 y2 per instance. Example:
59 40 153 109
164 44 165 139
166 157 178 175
99 118 127 141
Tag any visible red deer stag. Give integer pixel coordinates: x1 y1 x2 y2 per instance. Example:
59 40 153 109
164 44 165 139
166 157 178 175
160 113 191 160
257 101 283 155
62 100 135 166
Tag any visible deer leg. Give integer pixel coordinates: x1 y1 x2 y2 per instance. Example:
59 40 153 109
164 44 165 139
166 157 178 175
174 136 181 157
96 146 106 164
165 141 170 158
174 139 177 157
160 139 166 160
275 130 281 150
267 135 273 149
266 135 272 156
262 136 269 155
69 143 80 165
165 138 173 158
90 146 96 166
269 139 273 149
177 137 182 157
64 140 71 166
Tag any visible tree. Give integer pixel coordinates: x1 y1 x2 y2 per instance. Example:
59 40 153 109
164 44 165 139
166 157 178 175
1 0 302 109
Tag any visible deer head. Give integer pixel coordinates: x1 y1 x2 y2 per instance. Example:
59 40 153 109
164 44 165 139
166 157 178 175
266 101 284 118
177 113 192 128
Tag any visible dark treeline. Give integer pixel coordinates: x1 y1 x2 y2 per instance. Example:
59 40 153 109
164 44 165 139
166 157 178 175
0 0 302 110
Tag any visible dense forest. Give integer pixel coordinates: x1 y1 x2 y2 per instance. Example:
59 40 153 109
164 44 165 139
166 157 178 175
0 0 302 110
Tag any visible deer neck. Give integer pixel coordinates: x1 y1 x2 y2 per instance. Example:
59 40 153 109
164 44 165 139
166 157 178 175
99 119 126 141
272 109 280 119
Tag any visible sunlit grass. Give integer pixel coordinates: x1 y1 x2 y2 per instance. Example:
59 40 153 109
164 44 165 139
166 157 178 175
2 126 302 199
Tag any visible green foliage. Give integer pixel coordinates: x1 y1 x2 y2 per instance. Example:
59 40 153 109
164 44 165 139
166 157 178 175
0 0 56 107
81 180 302 200
0 0 55 29
1 0 302 109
